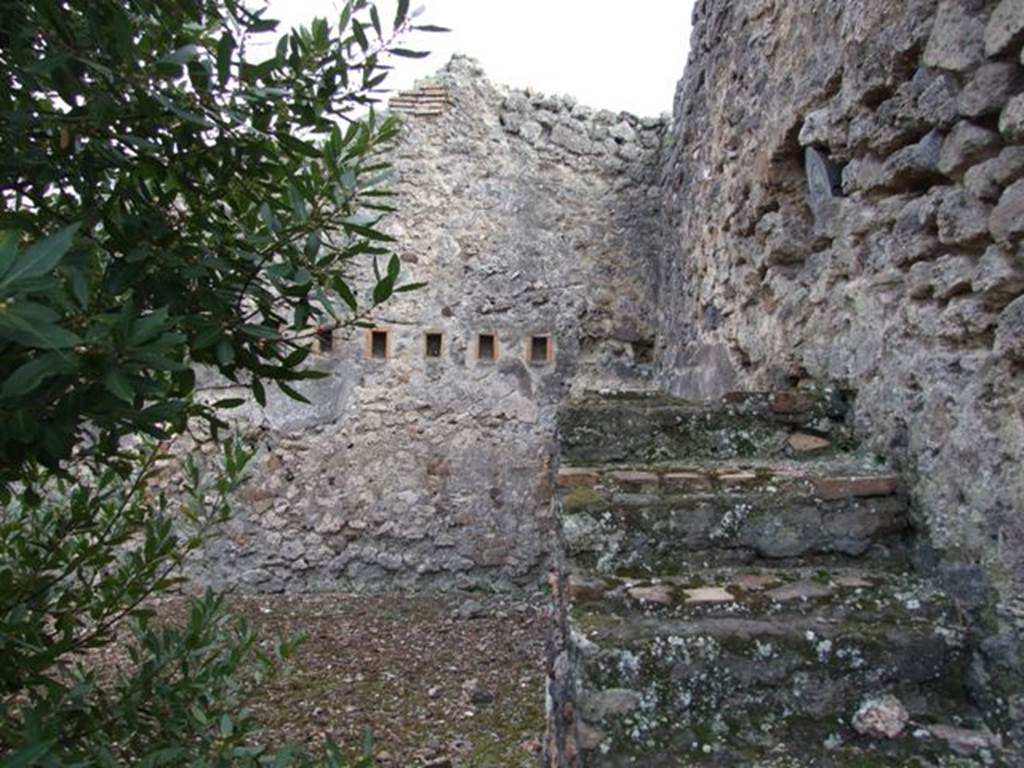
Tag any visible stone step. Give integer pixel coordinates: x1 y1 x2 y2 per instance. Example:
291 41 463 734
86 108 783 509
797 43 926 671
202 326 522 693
559 390 855 465
553 566 975 767
558 459 907 573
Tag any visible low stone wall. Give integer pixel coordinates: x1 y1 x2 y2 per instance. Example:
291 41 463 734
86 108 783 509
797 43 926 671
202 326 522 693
656 0 1024 732
186 57 667 593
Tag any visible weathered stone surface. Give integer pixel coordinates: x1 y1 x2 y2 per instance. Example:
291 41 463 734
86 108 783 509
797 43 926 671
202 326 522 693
995 295 1024 360
186 56 667 592
654 1 1024 737
852 695 910 739
974 245 1024 305
1001 93 1024 143
958 62 1022 119
813 475 899 500
985 0 1024 57
923 0 987 71
990 178 1024 241
766 580 834 602
964 146 1024 201
931 254 977 300
937 189 992 245
938 121 1003 179
928 724 1004 756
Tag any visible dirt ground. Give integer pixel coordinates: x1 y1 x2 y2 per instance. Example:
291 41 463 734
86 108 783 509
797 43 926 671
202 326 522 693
235 592 549 768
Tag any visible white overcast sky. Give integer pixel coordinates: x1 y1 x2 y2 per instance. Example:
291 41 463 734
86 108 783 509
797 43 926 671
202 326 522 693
262 1 695 116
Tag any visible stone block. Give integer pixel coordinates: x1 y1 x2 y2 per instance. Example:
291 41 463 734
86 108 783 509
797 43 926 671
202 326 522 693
964 146 1024 201
938 121 1003 179
985 0 1024 57
974 245 1024 305
875 135 945 191
923 0 987 71
1000 94 1024 143
995 294 1024 360
990 178 1024 241
908 261 936 299
937 190 992 246
932 254 976 300
813 475 899 500
958 62 1022 119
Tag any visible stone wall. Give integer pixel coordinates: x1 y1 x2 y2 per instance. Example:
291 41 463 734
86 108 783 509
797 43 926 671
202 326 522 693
189 56 666 593
656 0 1024 728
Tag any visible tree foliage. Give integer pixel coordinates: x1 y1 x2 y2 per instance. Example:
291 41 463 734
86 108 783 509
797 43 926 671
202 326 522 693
0 0 441 764
0 0 429 483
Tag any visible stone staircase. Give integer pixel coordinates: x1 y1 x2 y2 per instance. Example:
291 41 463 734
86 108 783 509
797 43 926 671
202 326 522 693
545 390 992 767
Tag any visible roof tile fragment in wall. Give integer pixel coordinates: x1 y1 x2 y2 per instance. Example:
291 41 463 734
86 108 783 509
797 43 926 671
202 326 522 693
387 86 453 117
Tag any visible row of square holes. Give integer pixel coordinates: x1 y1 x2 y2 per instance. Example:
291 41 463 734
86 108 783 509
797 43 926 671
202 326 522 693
317 328 555 365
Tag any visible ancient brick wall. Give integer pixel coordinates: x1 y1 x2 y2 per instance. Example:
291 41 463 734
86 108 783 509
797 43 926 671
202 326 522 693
187 56 666 593
656 0 1024 728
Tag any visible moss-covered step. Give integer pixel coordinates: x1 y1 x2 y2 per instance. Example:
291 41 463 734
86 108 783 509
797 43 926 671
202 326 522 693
558 459 907 573
559 568 974 767
559 390 855 466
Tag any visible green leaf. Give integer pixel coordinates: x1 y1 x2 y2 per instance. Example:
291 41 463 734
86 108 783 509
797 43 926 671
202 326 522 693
352 20 368 51
216 31 236 85
332 276 358 313
103 368 134 403
216 338 236 366
159 45 200 66
394 0 410 29
287 184 308 223
277 133 321 158
0 224 80 289
390 48 430 59
277 381 310 404
1 352 77 398
0 308 82 350
0 740 56 768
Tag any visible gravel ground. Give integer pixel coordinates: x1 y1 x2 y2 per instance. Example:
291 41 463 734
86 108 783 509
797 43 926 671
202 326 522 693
235 592 548 768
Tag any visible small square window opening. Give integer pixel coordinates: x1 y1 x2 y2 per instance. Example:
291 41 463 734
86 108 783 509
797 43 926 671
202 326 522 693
477 333 496 362
316 327 334 354
529 335 551 365
425 332 443 358
370 329 389 359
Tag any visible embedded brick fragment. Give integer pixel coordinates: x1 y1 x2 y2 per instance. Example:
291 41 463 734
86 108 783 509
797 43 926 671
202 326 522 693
683 586 735 605
607 470 659 491
813 475 899 500
558 468 600 487
771 390 816 414
788 432 832 454
628 584 674 606
662 471 712 491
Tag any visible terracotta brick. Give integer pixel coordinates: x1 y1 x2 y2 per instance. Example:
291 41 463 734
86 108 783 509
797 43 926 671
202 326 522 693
718 470 758 485
567 575 606 602
662 471 712 491
788 432 832 454
813 475 899 500
608 470 660 491
771 390 817 415
558 468 599 487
